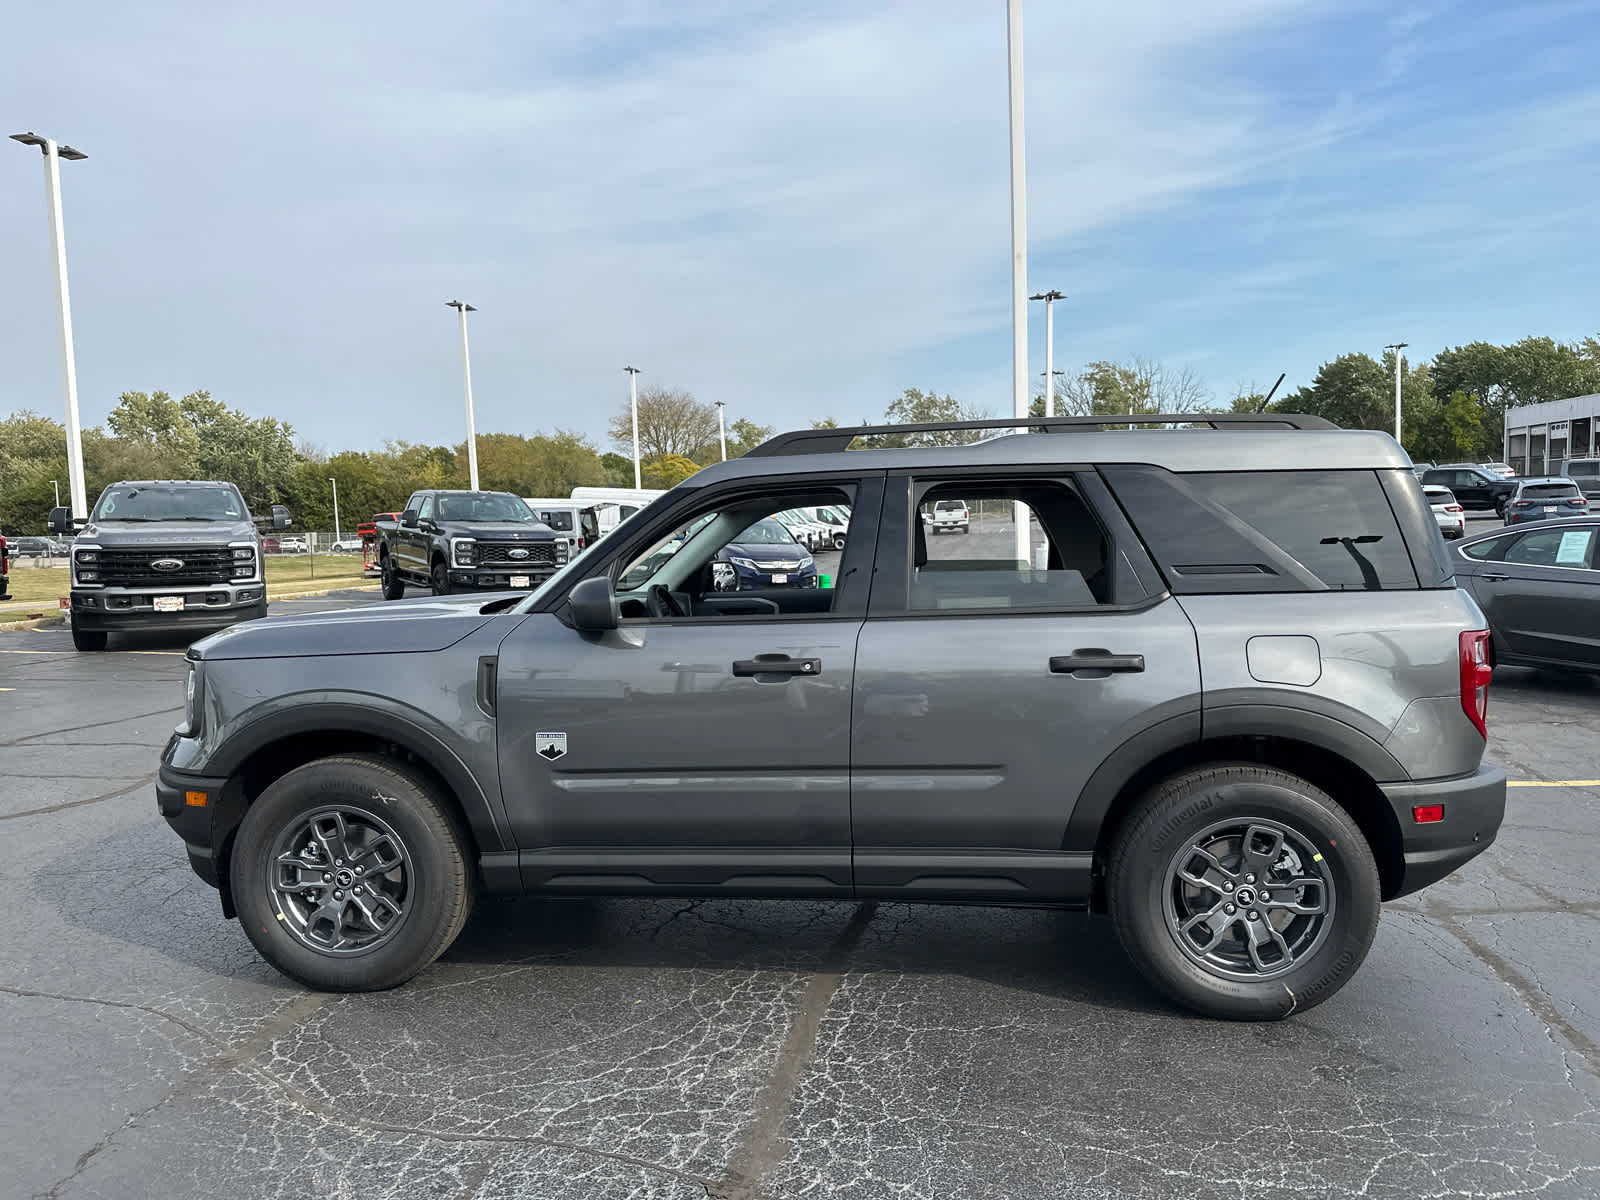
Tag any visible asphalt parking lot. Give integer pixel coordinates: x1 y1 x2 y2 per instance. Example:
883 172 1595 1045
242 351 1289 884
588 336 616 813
4 527 1599 1200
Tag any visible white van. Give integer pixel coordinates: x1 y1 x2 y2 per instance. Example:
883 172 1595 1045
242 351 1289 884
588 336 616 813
523 498 602 556
569 486 666 538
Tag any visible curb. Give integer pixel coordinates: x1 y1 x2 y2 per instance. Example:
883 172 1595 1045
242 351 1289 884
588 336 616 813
0 614 65 632
269 583 380 601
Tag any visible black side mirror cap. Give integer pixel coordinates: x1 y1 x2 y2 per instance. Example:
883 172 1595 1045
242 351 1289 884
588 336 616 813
568 576 619 632
47 506 75 534
272 504 292 530
401 509 419 528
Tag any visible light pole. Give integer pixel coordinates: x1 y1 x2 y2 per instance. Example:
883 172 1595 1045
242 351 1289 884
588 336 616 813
714 400 728 461
12 132 89 520
1030 290 1065 417
625 366 642 487
1006 0 1031 566
328 477 341 545
446 301 479 490
50 480 60 508
1385 342 1408 446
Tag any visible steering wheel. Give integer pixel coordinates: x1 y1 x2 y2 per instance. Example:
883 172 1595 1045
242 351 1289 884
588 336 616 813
648 584 687 617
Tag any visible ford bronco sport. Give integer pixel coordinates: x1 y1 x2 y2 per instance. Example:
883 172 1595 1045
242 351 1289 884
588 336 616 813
157 414 1505 1019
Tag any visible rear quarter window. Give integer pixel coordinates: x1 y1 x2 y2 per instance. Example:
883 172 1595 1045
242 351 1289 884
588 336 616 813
1101 466 1423 593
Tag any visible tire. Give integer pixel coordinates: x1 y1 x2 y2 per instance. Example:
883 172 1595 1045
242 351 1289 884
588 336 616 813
380 553 405 600
71 617 108 652
431 558 453 597
230 754 475 991
832 533 846 551
1107 763 1380 1021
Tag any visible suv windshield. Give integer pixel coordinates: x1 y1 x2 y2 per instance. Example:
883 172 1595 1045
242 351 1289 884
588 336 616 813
733 518 800 545
436 494 537 522
92 485 245 522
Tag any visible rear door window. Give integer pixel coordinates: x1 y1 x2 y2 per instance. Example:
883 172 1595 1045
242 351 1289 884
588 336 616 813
1503 528 1595 568
1102 466 1419 593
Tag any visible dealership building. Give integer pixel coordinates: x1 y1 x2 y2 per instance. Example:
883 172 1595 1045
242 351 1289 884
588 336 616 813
1503 394 1600 476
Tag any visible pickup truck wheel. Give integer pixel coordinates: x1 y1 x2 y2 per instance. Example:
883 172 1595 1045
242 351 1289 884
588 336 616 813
71 617 108 652
832 533 846 551
1107 764 1379 1021
380 554 405 600
231 754 475 992
431 559 454 596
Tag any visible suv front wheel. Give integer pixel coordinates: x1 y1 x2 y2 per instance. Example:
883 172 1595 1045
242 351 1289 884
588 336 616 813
1107 764 1379 1020
230 754 475 991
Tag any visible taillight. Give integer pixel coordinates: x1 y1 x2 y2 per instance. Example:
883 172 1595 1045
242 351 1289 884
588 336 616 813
1459 630 1492 738
1512 500 1534 509
1567 498 1587 507
1445 504 1463 513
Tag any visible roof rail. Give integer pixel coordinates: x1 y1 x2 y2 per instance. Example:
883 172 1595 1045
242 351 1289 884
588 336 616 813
745 413 1338 458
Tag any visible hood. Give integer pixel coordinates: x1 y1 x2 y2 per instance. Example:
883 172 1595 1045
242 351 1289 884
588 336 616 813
192 594 521 660
77 519 258 545
437 520 555 538
725 540 811 562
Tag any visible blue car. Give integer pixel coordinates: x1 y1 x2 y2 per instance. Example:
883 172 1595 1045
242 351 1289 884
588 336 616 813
710 518 818 590
1502 478 1590 525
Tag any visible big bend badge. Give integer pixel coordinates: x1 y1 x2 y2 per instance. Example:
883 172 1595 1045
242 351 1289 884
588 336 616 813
535 731 567 762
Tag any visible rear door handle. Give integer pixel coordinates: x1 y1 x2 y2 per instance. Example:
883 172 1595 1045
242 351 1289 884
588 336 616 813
1050 650 1145 674
1481 573 1509 582
732 654 821 678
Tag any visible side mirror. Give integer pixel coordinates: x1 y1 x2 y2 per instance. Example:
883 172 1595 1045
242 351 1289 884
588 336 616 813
401 508 419 528
272 504 292 530
568 576 619 632
47 506 75 535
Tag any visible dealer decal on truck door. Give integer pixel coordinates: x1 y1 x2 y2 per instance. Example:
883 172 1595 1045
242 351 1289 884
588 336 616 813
535 732 567 761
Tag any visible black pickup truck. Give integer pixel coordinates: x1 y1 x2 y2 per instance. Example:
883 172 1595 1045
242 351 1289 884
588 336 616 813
375 490 568 598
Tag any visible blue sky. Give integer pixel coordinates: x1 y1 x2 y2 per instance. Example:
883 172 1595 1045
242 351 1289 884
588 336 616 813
3 0 1598 454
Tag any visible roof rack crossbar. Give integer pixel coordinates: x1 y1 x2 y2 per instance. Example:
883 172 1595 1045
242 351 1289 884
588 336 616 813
745 413 1338 458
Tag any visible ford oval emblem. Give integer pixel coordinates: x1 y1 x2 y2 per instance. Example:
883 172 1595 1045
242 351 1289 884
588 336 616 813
508 548 530 560
151 558 185 571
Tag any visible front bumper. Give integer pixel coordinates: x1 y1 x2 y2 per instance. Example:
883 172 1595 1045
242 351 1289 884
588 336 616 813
1381 761 1506 898
156 751 234 891
71 585 266 632
447 569 558 590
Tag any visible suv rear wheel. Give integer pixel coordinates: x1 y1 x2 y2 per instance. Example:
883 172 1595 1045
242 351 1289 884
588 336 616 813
1107 764 1379 1020
230 754 475 991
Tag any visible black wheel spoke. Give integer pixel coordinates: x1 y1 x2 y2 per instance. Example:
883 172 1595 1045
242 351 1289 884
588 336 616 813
1260 876 1327 916
1244 911 1294 971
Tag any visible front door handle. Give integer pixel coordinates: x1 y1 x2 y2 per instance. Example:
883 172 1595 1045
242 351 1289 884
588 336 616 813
1050 650 1145 675
732 654 821 678
1481 573 1509 582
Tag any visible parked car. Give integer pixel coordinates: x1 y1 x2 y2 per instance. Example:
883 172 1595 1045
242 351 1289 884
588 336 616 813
709 517 818 589
47 480 289 651
925 498 970 534
375 490 568 598
523 498 602 558
1561 458 1600 508
1479 462 1517 479
1501 478 1589 526
9 536 57 558
157 411 1504 1020
327 538 363 553
278 536 309 554
1454 519 1600 673
1420 467 1516 515
1422 484 1466 539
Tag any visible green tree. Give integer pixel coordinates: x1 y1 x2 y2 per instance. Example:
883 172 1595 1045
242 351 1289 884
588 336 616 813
599 452 635 487
1432 336 1600 459
722 417 776 459
868 388 991 447
642 454 701 488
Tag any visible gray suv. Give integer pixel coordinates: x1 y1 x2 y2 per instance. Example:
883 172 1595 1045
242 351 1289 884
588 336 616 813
156 414 1505 1020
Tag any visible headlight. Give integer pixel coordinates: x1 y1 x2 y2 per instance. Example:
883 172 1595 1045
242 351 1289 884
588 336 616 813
75 549 99 563
453 539 476 566
179 663 201 736
232 547 254 561
76 569 100 582
554 541 569 564
729 556 760 571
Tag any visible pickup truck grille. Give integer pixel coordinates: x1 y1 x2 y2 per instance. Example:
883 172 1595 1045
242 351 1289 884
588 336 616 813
97 547 234 587
476 541 558 568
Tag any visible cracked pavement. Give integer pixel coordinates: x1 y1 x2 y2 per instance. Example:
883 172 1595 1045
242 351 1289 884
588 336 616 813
2 590 1598 1199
